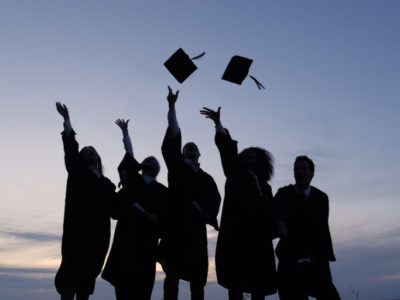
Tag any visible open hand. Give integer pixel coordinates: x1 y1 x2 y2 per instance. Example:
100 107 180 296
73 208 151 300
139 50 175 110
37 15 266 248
200 106 221 125
167 85 179 106
115 118 130 136
56 102 70 121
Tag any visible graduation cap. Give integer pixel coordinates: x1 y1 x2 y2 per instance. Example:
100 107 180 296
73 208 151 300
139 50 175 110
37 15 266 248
222 55 265 90
164 48 205 83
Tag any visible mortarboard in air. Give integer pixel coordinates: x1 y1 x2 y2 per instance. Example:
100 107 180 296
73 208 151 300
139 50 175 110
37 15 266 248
164 48 205 83
222 55 265 90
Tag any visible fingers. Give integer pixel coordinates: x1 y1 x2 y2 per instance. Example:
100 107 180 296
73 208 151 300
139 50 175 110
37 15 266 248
115 119 130 130
115 119 123 127
167 86 179 99
56 102 69 118
201 107 215 112
200 107 216 115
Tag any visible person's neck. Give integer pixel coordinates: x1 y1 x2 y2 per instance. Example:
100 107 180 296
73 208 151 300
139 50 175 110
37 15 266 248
186 157 199 164
185 158 200 172
142 172 155 179
295 183 309 192
142 173 156 184
87 165 101 178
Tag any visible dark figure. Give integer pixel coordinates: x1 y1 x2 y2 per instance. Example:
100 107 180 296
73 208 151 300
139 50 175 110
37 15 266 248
200 107 277 300
274 156 340 300
160 87 221 300
102 119 168 300
54 103 116 300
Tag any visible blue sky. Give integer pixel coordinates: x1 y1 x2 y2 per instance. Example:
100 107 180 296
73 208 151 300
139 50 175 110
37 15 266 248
0 1 400 299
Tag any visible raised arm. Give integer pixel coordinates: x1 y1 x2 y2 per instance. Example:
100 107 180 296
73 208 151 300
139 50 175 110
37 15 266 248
56 102 79 173
166 85 180 139
162 86 184 171
115 118 134 157
200 106 238 177
56 102 72 134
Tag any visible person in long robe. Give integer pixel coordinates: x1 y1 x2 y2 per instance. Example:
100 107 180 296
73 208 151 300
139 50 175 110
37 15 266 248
102 118 168 300
54 102 116 300
274 155 340 300
200 106 277 300
160 87 221 300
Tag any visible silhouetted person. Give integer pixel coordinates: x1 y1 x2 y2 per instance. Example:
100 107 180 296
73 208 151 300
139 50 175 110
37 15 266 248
200 107 277 300
274 156 340 300
102 119 168 300
54 102 116 300
161 87 221 300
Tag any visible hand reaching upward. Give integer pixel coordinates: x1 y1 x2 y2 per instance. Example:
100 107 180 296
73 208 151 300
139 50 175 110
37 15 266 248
56 102 70 121
115 119 130 136
167 85 179 107
200 106 221 125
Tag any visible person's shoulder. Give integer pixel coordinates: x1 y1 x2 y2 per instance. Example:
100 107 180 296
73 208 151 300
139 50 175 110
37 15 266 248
310 186 328 200
277 184 295 194
198 168 210 177
274 184 295 200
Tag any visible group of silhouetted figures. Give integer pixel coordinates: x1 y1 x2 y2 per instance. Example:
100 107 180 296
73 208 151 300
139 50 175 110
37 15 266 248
54 87 340 300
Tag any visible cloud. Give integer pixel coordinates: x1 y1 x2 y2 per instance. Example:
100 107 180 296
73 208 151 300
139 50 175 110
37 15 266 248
0 229 60 243
0 267 55 280
0 229 60 269
377 274 400 282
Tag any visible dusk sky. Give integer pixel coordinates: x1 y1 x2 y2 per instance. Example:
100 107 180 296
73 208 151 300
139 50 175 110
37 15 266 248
1 1 399 299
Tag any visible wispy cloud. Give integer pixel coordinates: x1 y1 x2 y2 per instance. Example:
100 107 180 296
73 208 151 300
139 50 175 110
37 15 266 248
0 267 55 280
0 228 60 269
0 229 60 243
377 274 400 282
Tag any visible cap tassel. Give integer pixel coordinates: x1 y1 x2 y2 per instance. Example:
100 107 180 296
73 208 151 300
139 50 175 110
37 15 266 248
191 52 206 60
249 75 265 90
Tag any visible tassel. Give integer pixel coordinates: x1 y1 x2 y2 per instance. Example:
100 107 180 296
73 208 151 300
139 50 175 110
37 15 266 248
249 75 265 90
191 52 206 60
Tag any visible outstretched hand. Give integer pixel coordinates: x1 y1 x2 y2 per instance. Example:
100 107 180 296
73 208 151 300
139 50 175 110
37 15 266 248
167 85 179 106
115 118 130 136
56 102 70 121
200 106 221 125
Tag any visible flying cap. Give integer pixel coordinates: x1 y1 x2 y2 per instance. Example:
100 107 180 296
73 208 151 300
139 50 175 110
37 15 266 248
164 48 205 83
222 55 265 90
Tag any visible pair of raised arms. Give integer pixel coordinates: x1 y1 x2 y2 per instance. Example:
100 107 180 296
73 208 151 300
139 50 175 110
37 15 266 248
56 86 223 133
167 85 223 125
56 102 130 135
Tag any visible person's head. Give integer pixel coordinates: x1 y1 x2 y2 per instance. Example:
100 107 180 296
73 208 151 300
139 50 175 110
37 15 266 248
239 147 274 182
79 146 103 174
294 155 314 189
141 156 160 179
183 142 200 161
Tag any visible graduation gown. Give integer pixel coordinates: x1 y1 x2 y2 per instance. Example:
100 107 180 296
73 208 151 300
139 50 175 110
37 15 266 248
55 130 115 295
161 128 221 286
102 154 168 296
214 131 277 295
274 184 339 298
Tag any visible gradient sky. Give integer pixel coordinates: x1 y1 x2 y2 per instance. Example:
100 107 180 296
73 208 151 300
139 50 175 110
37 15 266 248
1 1 400 299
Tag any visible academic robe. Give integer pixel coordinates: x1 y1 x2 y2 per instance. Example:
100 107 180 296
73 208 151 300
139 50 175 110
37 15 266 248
102 153 168 298
274 184 340 299
160 127 221 286
214 131 277 295
55 130 115 295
